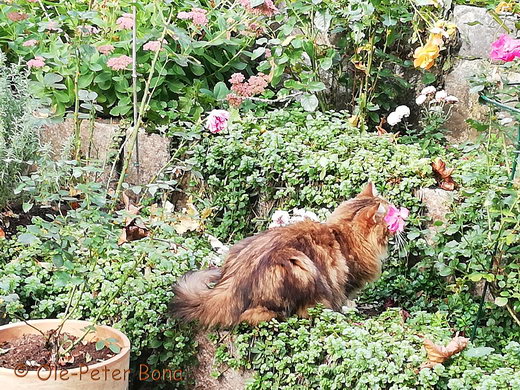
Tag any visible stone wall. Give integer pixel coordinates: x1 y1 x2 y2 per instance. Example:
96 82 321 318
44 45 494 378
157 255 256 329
40 119 170 186
444 5 519 143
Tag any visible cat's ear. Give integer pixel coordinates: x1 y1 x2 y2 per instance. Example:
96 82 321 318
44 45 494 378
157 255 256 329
357 181 378 198
366 202 386 224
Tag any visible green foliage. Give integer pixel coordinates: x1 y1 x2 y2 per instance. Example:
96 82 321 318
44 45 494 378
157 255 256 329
0 54 42 207
0 179 214 388
0 0 264 121
214 308 520 389
190 108 434 240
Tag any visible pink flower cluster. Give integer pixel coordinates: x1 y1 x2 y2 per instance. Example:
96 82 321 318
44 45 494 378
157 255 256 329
116 13 134 30
27 56 45 69
205 109 230 133
490 34 520 62
107 55 132 71
45 20 60 31
239 0 279 16
143 39 165 52
7 12 28 22
23 39 38 47
227 72 270 107
97 44 115 55
177 8 208 27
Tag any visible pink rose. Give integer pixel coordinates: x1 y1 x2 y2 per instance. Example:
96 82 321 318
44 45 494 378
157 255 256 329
490 34 520 62
384 205 409 233
205 109 230 133
27 56 45 69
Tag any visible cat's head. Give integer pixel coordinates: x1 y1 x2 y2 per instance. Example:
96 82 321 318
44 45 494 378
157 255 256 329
328 182 392 249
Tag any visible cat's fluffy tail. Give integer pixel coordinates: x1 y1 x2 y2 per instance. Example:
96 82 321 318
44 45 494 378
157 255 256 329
169 268 236 327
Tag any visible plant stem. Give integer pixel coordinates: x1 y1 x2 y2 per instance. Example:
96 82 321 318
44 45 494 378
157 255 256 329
113 11 173 202
61 254 146 356
73 45 82 160
132 5 140 182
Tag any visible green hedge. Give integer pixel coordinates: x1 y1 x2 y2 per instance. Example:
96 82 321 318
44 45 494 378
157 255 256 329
215 308 520 390
191 109 434 240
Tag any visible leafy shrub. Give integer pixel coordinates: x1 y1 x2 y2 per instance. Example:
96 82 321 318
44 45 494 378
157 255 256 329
0 181 214 388
190 108 434 240
0 54 42 207
215 308 520 390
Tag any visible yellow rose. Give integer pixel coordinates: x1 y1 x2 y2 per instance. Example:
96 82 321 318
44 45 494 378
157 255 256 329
413 40 440 70
495 2 513 13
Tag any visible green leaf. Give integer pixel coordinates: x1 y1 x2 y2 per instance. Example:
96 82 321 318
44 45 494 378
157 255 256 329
422 72 436 85
109 343 121 354
250 0 264 6
251 47 266 60
18 233 38 245
213 82 229 100
95 340 105 351
494 297 508 307
464 347 494 358
22 202 33 213
320 57 333 71
300 94 319 112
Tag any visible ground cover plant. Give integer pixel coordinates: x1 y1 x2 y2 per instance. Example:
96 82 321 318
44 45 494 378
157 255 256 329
0 0 519 389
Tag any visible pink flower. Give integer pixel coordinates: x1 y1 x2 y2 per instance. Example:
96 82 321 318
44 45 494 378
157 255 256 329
177 11 192 20
143 39 164 52
45 21 60 31
191 8 208 26
116 13 134 30
107 55 132 71
177 8 208 26
229 73 245 84
22 39 38 47
7 12 28 22
265 48 272 58
205 109 230 133
239 0 279 16
384 205 409 233
490 34 520 62
97 44 115 55
27 56 45 69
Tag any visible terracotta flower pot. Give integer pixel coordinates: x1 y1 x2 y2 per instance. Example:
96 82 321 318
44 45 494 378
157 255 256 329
0 319 131 390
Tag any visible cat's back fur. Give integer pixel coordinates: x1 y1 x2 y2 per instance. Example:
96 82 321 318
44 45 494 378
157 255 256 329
169 182 390 327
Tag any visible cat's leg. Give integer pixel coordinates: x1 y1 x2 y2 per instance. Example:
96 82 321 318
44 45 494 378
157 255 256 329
239 306 278 326
296 298 333 318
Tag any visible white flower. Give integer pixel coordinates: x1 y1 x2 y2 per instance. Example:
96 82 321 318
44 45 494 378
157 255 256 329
269 210 290 228
395 105 410 118
421 86 437 95
303 210 319 221
387 111 402 126
435 90 448 101
500 117 513 125
445 95 459 103
416 94 427 105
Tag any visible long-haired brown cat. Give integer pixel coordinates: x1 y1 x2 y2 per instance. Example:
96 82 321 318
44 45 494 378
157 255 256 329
170 182 393 328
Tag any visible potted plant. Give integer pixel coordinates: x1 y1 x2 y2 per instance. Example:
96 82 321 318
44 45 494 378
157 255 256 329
0 319 131 389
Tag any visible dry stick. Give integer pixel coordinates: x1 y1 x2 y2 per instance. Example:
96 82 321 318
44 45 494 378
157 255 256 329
132 5 140 182
73 46 82 161
114 11 174 202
